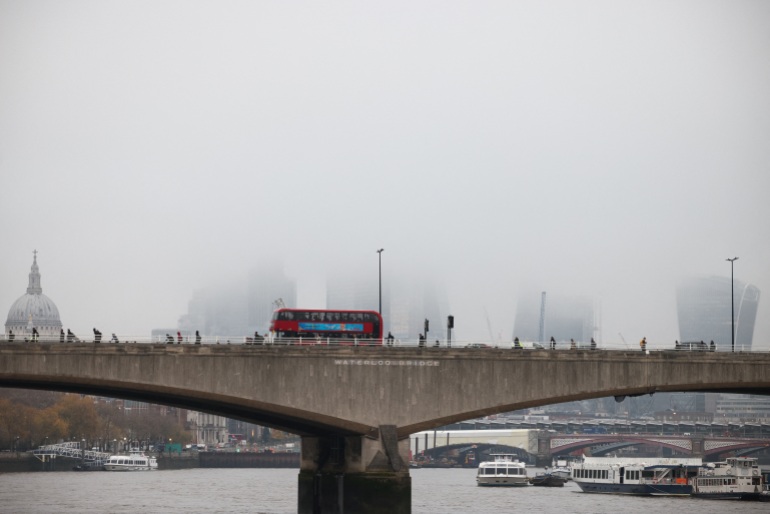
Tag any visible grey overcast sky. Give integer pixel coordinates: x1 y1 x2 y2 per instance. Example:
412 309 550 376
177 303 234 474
1 1 768 348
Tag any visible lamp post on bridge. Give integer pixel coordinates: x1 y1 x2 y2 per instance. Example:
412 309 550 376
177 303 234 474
377 249 384 315
726 257 738 352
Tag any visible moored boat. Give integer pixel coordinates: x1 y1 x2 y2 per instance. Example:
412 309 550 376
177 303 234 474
549 458 572 480
476 454 529 487
530 472 567 487
103 449 158 471
571 456 702 496
691 457 767 501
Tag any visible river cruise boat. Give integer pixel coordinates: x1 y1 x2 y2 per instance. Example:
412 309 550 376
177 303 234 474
571 456 702 495
691 457 766 501
476 454 529 487
103 449 158 471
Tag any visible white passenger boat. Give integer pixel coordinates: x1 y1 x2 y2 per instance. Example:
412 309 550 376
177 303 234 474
571 456 702 495
476 454 529 487
103 449 158 471
691 457 766 501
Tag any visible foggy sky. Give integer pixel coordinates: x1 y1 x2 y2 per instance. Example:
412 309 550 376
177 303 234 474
2 1 769 348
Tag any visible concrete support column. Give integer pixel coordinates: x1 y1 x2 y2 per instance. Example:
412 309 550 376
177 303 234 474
691 436 704 458
298 425 412 514
535 431 552 467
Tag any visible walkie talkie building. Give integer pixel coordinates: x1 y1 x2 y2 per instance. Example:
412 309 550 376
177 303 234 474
676 276 760 351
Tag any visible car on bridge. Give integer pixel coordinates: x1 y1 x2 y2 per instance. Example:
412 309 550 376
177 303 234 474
675 341 710 351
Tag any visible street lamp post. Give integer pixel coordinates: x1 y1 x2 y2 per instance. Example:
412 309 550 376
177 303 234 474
726 257 739 352
377 249 384 315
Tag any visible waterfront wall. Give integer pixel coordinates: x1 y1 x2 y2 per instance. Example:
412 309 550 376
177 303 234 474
157 453 199 470
0 451 299 472
0 452 40 472
200 451 299 468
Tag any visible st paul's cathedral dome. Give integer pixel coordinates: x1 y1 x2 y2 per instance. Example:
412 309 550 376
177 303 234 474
5 251 63 340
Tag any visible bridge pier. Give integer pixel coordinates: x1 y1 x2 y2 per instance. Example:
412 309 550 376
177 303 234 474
691 436 705 458
535 431 552 467
298 425 411 514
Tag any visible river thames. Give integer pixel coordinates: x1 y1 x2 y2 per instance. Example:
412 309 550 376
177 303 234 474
1 467 768 513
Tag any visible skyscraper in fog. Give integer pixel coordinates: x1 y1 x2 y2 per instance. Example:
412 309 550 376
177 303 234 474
513 292 595 344
326 270 449 342
178 263 296 336
677 276 762 420
677 276 760 351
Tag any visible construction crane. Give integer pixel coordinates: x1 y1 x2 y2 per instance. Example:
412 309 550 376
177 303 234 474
484 308 495 344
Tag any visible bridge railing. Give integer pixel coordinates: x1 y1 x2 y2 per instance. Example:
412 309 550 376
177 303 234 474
0 336 761 352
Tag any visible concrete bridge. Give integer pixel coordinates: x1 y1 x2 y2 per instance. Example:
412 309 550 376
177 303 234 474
1 343 769 513
410 429 770 465
549 433 770 459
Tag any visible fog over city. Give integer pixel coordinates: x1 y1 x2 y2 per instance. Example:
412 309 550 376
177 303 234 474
1 1 768 348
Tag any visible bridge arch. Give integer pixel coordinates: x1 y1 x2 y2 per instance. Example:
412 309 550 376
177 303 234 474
423 443 531 463
2 344 770 438
3 344 770 514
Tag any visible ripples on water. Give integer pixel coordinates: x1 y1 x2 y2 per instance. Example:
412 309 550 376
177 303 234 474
1 467 768 513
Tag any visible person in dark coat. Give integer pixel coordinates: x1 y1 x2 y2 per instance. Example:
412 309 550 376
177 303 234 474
66 329 74 343
195 330 202 344
550 336 556 350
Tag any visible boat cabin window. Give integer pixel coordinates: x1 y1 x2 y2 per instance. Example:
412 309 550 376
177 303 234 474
576 468 606 479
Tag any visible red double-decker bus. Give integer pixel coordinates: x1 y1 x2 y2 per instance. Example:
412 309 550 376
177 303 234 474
269 308 383 345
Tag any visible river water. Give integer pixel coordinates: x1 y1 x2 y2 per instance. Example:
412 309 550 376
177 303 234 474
1 467 767 513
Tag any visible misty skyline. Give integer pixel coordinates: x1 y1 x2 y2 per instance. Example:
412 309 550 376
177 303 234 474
2 1 768 348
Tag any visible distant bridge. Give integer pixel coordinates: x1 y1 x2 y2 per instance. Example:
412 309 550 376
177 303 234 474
549 433 770 458
410 429 537 462
408 429 770 462
1 342 769 513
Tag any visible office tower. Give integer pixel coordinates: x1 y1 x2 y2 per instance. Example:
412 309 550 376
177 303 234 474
677 276 760 351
